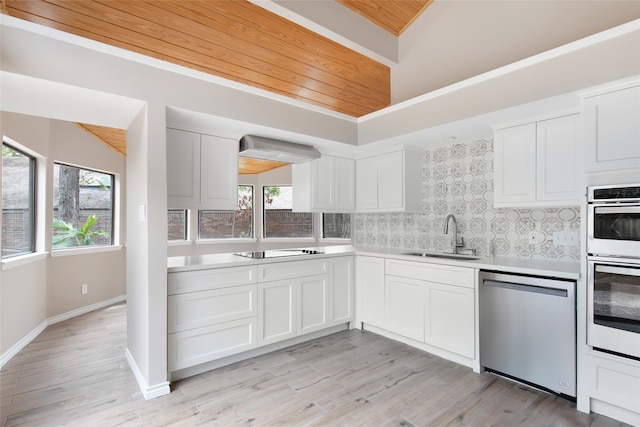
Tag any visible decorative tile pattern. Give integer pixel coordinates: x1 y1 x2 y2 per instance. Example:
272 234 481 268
354 138 581 261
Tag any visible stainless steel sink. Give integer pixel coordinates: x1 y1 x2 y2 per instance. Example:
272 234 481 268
402 252 483 260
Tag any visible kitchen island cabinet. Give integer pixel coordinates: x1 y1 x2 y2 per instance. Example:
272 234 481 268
167 265 258 372
168 255 354 377
257 259 330 345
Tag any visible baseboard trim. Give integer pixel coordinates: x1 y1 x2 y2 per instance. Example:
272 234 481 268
0 320 48 368
1 295 127 368
48 295 126 325
125 349 171 400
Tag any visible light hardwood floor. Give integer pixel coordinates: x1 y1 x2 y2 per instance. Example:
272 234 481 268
0 303 630 426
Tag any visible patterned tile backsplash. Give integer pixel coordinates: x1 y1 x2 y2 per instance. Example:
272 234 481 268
354 138 581 261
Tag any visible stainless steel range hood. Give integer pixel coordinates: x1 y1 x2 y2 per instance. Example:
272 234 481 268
239 135 320 163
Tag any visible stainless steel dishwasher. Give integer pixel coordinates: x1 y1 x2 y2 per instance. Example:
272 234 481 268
479 271 576 398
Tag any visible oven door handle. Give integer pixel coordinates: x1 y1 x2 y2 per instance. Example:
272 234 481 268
595 264 640 277
593 206 640 215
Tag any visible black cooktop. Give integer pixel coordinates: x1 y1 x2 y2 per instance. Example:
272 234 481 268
234 249 324 259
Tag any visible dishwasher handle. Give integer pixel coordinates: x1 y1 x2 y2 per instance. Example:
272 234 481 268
482 279 569 298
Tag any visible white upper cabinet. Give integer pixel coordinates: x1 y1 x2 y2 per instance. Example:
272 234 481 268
292 155 355 212
200 134 239 210
166 128 238 210
355 147 422 212
167 128 200 208
581 82 640 173
493 114 580 208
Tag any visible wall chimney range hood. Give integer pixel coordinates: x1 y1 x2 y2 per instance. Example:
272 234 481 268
239 135 320 164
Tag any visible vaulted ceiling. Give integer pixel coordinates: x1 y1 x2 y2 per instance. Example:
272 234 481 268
2 0 431 160
2 0 430 118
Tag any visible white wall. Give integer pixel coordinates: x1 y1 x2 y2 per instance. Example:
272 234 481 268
1 112 126 356
393 2 640 104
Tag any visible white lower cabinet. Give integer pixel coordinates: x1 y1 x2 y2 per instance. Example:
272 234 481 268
357 256 385 327
168 256 354 373
167 266 259 372
258 279 297 345
168 318 257 371
385 275 425 342
257 274 330 346
584 352 640 421
379 259 476 360
425 282 474 359
329 256 354 325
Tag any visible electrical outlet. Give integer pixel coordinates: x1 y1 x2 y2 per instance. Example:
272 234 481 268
81 284 88 295
553 231 579 246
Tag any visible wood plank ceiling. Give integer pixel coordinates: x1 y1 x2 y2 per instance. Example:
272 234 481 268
337 0 433 36
3 0 429 167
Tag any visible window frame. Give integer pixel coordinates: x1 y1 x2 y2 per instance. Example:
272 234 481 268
320 212 352 242
2 141 37 259
197 185 255 242
51 162 115 251
262 185 314 241
167 209 189 242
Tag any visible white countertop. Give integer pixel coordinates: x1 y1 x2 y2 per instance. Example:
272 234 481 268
168 245 581 280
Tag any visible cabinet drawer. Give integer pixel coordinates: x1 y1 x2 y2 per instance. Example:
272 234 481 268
168 265 257 295
168 317 257 371
168 284 257 333
585 353 640 414
258 259 327 282
386 259 474 288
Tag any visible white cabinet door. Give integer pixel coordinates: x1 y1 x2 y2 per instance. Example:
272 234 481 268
356 148 421 212
536 115 579 202
494 115 579 208
584 85 640 172
329 256 354 325
312 156 334 210
356 156 379 210
258 280 296 346
494 123 537 206
424 282 474 359
168 284 257 333
167 128 200 209
292 156 355 212
357 256 385 327
168 317 257 371
377 150 404 210
385 275 425 342
333 157 355 211
298 275 329 335
200 134 238 210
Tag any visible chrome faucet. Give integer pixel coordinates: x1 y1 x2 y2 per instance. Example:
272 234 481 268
444 214 464 254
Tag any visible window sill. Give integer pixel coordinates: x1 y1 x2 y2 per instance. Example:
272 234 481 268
196 238 257 245
50 245 123 257
1 252 48 271
261 238 316 244
168 240 193 247
320 238 353 244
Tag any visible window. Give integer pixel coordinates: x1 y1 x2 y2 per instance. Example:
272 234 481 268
2 142 36 258
52 163 113 249
263 186 313 239
199 185 254 239
168 209 188 241
322 213 351 239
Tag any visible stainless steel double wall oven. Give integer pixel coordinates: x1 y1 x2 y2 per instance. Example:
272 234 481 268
587 184 640 360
